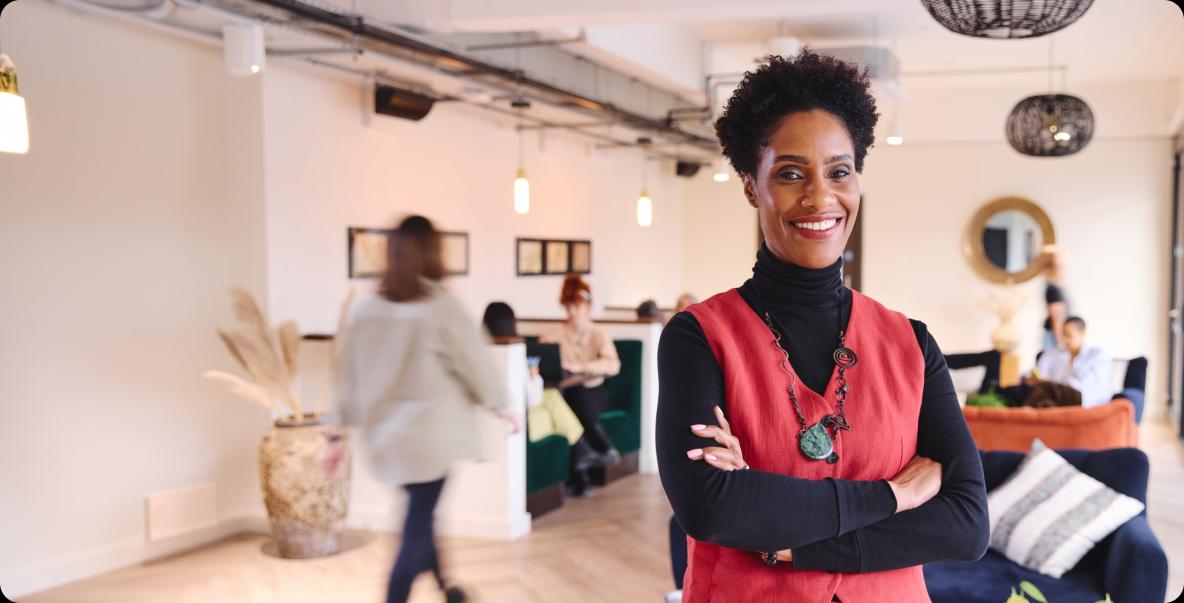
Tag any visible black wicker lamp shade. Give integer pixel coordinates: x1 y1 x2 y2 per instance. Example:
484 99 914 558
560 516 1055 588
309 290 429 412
1005 94 1094 157
920 0 1095 38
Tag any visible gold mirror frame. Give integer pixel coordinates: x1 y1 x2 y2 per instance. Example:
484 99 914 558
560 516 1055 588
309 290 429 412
963 196 1056 284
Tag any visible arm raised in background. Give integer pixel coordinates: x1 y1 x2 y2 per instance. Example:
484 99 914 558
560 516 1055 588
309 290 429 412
791 323 990 572
657 312 906 553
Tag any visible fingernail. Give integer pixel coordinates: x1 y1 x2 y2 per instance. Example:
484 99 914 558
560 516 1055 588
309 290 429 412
706 454 718 461
691 424 706 431
687 449 703 459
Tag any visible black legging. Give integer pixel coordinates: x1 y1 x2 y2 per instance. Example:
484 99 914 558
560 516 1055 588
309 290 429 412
387 478 446 603
560 383 613 452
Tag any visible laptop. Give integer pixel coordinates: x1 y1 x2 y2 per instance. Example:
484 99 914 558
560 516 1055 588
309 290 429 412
525 341 564 385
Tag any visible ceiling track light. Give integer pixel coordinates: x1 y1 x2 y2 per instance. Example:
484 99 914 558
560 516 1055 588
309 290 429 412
223 22 265 77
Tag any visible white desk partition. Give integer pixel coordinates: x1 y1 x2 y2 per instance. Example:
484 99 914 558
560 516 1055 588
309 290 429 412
516 319 663 474
300 338 530 541
435 342 531 540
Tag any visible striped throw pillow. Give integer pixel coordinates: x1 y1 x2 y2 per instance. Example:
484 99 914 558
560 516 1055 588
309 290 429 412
987 439 1145 578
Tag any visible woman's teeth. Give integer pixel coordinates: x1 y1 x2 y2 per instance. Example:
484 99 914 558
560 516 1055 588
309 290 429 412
793 218 838 231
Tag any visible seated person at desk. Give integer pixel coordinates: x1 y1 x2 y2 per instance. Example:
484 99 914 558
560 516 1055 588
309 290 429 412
481 302 585 449
1000 316 1113 408
542 274 622 495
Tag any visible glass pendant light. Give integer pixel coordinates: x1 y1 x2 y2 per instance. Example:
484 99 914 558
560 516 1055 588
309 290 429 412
0 53 30 155
514 166 530 214
636 159 652 227
712 160 731 182
636 189 653 227
513 117 529 214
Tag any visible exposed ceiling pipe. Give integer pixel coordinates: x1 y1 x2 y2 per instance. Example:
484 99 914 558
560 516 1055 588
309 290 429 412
241 0 718 151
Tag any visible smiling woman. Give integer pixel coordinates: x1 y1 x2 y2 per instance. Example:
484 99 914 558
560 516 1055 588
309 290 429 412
656 50 990 602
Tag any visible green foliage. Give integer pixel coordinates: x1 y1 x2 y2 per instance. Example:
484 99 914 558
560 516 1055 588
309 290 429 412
967 388 1010 408
1001 581 1115 603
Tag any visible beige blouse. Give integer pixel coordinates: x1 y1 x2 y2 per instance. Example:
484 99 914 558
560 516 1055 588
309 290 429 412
337 281 506 485
540 322 621 388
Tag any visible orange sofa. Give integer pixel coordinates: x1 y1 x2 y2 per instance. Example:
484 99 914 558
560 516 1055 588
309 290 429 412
962 398 1137 453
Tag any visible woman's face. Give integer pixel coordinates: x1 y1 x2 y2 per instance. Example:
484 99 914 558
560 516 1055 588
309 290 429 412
743 109 861 269
564 301 590 324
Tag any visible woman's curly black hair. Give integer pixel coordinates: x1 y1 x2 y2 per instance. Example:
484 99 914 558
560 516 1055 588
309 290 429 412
715 49 879 177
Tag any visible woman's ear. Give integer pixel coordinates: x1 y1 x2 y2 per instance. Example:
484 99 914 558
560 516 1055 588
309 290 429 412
742 175 758 209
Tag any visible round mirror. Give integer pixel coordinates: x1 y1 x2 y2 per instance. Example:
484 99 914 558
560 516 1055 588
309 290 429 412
963 197 1055 284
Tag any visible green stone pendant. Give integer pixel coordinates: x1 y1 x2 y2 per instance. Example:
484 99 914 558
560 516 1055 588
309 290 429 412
798 422 834 461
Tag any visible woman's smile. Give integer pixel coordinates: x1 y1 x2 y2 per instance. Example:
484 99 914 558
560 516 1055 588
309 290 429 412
788 214 845 240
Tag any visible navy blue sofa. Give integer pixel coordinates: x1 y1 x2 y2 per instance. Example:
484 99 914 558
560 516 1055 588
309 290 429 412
925 448 1167 603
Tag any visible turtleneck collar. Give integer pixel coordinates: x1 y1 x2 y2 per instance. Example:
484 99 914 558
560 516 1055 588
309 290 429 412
751 243 846 310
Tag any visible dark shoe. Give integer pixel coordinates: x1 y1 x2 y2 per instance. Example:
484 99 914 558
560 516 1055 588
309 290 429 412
572 437 601 471
598 447 621 466
444 586 467 603
566 483 595 498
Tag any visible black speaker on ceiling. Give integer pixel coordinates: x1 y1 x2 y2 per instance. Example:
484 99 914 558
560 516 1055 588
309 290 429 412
374 84 436 121
675 161 702 178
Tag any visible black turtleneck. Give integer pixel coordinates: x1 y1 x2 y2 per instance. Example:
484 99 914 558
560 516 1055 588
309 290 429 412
656 246 989 573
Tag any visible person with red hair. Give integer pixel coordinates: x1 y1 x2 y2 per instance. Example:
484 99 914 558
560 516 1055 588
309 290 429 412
541 273 621 496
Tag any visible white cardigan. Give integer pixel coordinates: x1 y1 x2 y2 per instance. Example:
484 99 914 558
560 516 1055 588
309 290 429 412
338 282 506 485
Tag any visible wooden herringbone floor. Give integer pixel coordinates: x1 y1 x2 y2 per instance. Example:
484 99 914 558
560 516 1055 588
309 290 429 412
23 420 1184 603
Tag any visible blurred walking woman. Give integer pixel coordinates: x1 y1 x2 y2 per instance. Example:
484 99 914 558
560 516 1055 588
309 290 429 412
338 215 517 603
656 51 989 602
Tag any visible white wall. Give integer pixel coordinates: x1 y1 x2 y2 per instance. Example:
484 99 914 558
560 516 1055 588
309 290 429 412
680 174 758 299
680 79 1176 419
260 63 686 331
0 1 271 597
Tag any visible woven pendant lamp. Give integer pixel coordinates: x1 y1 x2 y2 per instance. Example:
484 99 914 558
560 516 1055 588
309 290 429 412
1005 94 1093 156
920 0 1094 39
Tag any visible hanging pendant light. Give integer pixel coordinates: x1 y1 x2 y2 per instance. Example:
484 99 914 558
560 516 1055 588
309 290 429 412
919 0 1094 39
1005 36 1093 157
1006 94 1093 156
0 53 30 155
513 107 529 214
636 189 653 228
711 160 731 183
514 167 530 214
637 158 653 227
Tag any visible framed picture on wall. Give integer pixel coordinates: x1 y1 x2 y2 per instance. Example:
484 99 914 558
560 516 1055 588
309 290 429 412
348 227 390 278
517 239 544 275
545 240 570 275
570 240 592 274
350 227 470 278
441 231 469 276
516 238 593 276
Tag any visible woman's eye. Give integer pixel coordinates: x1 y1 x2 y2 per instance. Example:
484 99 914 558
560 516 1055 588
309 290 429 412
830 168 850 179
777 169 802 181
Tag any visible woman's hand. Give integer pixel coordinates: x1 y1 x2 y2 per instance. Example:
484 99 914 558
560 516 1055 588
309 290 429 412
887 455 943 513
562 362 586 374
503 412 523 434
686 405 748 471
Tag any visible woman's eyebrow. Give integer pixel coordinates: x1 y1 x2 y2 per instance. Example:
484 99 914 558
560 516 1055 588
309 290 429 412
772 153 854 165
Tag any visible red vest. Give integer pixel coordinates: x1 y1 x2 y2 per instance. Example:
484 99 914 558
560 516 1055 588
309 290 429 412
684 289 929 603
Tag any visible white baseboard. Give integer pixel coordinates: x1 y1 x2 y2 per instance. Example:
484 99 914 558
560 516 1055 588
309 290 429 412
3 504 526 599
3 515 261 600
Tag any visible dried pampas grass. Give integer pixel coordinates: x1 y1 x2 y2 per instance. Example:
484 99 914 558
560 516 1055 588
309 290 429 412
204 370 276 411
210 287 354 420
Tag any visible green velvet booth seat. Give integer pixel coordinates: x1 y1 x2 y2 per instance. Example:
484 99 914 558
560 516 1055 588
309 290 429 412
525 429 570 517
602 339 643 455
524 336 645 510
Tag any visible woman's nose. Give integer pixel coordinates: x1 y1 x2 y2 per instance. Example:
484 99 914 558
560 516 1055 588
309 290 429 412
800 178 834 209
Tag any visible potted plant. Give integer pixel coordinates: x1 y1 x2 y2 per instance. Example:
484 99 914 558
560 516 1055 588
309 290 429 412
206 288 354 558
